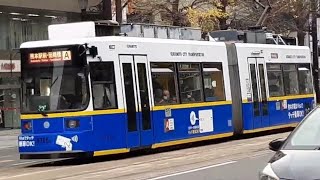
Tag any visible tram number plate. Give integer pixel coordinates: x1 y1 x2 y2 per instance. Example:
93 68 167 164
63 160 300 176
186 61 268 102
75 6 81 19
36 137 51 144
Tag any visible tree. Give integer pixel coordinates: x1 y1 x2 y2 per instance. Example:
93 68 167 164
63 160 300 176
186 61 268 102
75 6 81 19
187 0 236 32
187 8 227 32
127 0 312 45
127 0 235 29
227 0 311 45
266 0 311 45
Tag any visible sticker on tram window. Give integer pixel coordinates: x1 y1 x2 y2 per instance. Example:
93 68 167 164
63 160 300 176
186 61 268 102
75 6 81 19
29 50 72 64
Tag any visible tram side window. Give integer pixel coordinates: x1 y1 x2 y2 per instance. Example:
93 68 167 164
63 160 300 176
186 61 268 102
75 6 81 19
178 63 203 103
202 63 226 101
151 63 178 105
90 62 117 110
282 64 299 95
267 64 284 97
298 64 313 94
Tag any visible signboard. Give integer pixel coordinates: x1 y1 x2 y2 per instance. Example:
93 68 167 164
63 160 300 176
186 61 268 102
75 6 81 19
0 60 20 72
29 50 72 64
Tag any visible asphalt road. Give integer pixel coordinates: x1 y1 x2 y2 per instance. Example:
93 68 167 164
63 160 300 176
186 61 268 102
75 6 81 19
0 130 290 180
151 152 273 180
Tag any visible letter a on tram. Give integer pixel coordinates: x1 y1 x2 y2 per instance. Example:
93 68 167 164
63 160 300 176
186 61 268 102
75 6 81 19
62 51 72 61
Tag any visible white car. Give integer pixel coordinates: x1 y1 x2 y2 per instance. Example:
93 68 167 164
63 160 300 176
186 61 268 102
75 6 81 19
260 106 320 180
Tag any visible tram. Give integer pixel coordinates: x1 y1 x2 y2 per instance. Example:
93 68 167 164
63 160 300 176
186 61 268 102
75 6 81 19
18 22 315 159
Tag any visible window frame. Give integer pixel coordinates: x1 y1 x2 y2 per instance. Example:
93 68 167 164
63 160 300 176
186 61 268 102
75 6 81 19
298 63 313 95
177 62 204 103
282 64 300 96
201 62 226 102
151 62 180 106
89 61 118 110
266 63 285 97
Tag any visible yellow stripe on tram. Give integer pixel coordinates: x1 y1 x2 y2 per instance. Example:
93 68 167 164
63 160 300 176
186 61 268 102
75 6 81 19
93 148 130 157
151 132 233 149
153 101 232 111
243 123 298 134
268 94 315 101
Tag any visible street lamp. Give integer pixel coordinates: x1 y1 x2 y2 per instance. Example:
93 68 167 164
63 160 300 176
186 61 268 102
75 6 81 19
78 0 88 21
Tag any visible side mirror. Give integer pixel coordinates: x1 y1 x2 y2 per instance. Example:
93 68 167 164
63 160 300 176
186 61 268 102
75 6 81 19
269 138 285 151
89 46 98 58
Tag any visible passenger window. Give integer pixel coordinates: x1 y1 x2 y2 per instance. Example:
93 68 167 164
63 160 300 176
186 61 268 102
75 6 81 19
151 63 178 105
298 64 313 94
178 63 203 103
282 64 299 95
267 64 284 97
202 63 225 101
90 62 117 110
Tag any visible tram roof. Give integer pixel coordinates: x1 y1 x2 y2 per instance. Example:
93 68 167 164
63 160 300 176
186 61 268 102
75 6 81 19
20 36 226 49
20 35 310 52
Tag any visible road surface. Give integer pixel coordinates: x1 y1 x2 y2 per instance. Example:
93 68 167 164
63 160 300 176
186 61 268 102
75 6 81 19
0 130 290 180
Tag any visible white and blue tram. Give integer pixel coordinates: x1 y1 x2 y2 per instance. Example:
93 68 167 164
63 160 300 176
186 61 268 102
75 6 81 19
18 22 315 159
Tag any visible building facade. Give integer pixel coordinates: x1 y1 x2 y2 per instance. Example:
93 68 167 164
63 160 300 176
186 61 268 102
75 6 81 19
0 0 118 128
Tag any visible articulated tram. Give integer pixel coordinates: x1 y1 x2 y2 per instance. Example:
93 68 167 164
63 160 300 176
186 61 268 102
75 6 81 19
18 22 315 159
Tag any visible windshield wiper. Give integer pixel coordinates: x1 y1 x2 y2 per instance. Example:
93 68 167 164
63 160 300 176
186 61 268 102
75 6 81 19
39 110 48 117
37 105 48 117
50 77 58 88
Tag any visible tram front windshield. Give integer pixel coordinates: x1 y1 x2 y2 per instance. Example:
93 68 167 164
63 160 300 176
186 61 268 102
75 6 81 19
20 45 89 113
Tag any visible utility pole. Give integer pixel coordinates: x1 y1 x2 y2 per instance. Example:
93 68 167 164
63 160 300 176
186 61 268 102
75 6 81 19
311 0 320 103
102 0 112 20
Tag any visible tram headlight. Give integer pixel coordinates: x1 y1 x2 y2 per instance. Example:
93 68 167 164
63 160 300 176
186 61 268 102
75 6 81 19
66 120 80 129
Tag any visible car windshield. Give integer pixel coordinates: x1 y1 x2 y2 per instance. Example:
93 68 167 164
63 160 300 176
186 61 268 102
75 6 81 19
283 107 320 150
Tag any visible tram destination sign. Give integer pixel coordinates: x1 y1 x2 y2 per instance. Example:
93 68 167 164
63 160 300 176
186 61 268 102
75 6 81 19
28 50 72 64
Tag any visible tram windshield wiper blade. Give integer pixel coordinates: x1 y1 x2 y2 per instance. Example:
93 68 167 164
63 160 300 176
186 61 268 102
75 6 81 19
50 77 58 88
38 109 48 117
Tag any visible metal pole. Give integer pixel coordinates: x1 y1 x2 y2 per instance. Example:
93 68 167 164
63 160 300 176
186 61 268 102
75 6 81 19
103 0 112 20
311 0 320 104
10 50 13 129
81 9 87 21
116 0 122 23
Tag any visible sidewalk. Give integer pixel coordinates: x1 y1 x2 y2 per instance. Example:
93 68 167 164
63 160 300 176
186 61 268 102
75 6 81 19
0 129 20 149
0 128 20 136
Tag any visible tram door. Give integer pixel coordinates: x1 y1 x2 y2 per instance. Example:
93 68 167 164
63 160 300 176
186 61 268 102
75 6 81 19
248 58 269 129
119 55 153 148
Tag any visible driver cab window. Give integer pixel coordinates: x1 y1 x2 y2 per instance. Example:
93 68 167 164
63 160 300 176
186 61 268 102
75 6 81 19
90 62 117 110
40 79 51 96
